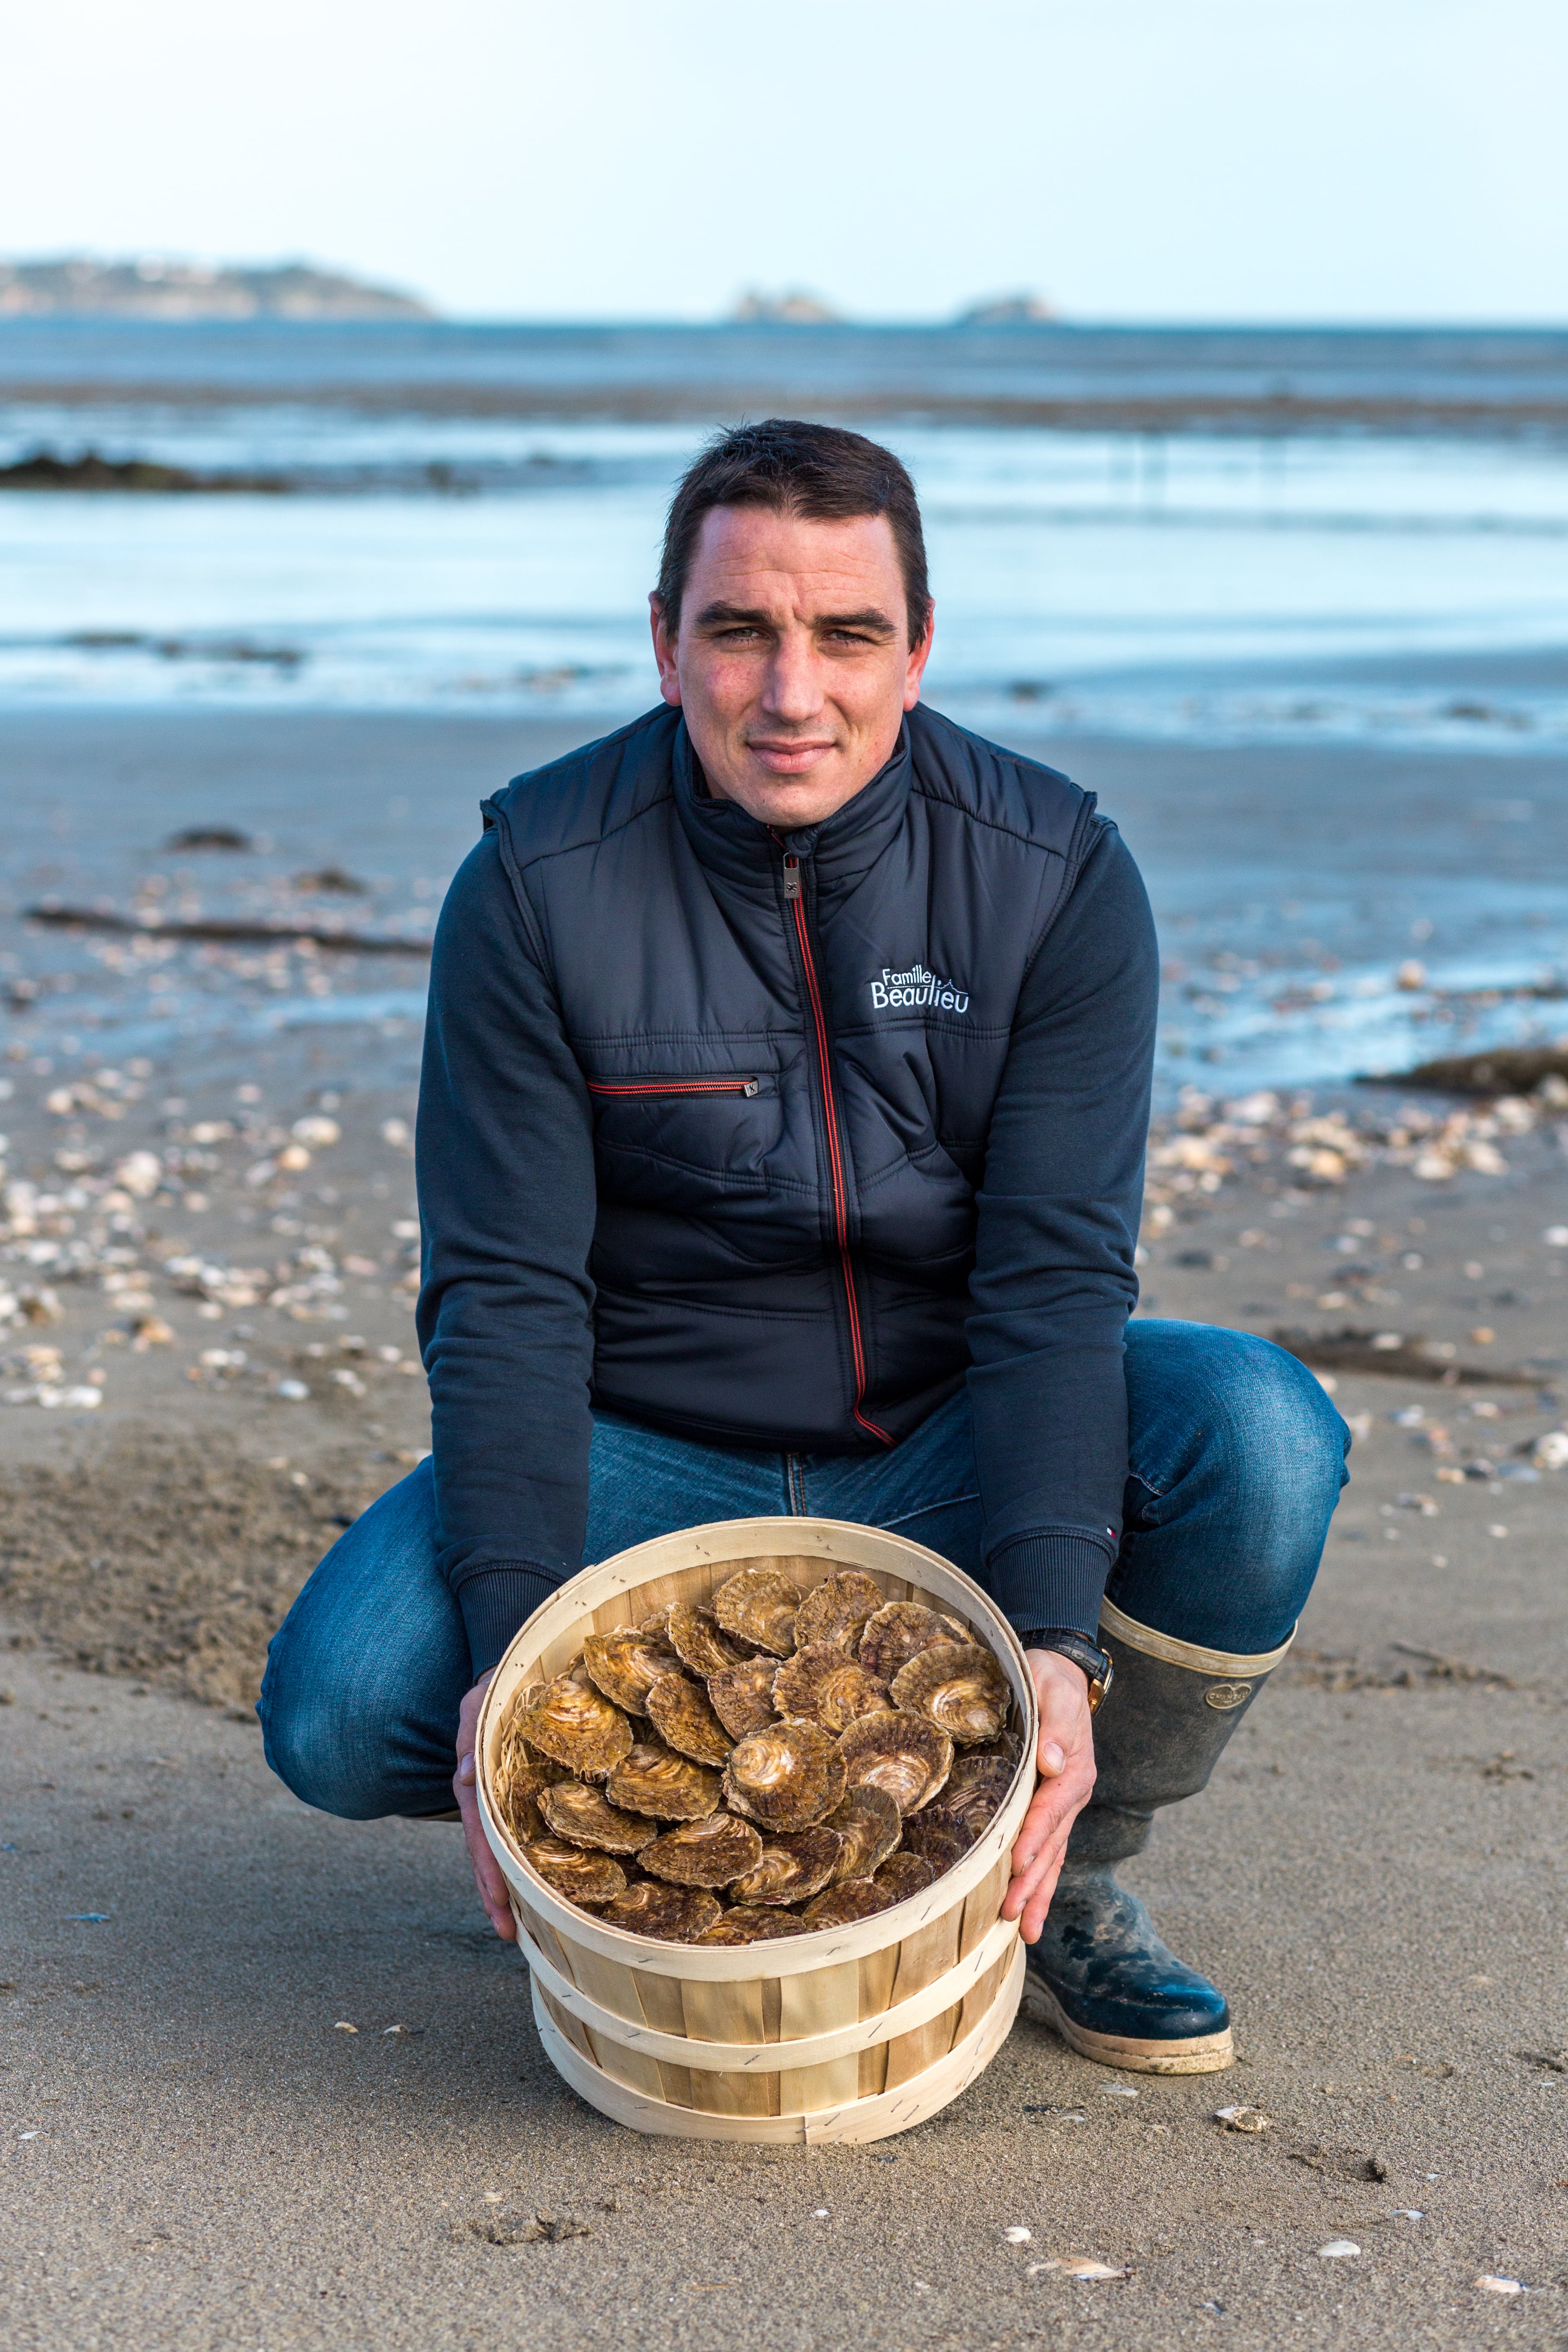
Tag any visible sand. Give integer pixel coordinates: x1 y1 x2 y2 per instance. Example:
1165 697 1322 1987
3 712 1568 2345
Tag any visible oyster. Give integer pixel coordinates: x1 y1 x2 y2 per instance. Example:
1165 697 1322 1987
836 1710 953 1814
493 1754 567 1848
857 1600 972 1683
899 1812 970 1873
728 1827 844 1907
890 1642 1011 1745
712 1565 802 1659
799 1879 885 1929
599 1882 723 1942
519 1836 627 1907
645 1671 734 1767
794 1568 884 1653
666 1601 754 1676
537 1781 659 1856
772 1641 890 1734
707 1656 779 1742
823 1783 902 1882
871 1851 937 1906
928 1775 1004 1844
606 1739 722 1821
581 1625 680 1715
724 1720 846 1830
517 1671 634 1775
640 1811 764 1889
692 1907 812 1946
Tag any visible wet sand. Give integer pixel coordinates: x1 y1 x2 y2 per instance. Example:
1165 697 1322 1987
3 711 1568 2344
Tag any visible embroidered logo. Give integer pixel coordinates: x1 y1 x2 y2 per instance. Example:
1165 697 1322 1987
869 963 970 1015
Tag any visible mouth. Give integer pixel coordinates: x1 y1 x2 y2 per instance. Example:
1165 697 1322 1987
745 738 838 776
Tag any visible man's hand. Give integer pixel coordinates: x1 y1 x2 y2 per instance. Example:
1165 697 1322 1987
453 1670 516 1942
1002 1648 1097 1943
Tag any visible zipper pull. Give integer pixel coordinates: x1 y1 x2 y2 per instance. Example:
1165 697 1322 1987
743 1080 760 1097
782 854 801 901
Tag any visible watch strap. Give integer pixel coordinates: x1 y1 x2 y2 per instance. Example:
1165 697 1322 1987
1017 1627 1115 1711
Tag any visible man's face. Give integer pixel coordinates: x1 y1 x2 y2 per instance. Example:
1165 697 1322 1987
650 504 934 829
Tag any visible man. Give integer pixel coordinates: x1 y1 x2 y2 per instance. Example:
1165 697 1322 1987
261 420 1347 2075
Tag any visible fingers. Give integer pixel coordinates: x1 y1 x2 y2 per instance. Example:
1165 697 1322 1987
453 1671 514 1941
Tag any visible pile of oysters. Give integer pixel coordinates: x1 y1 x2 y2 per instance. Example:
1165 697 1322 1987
491 1566 1022 1945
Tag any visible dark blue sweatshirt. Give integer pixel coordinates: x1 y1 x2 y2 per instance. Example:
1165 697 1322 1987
415 703 1157 1673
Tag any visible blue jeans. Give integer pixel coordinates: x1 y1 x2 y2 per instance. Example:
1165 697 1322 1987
259 1319 1348 1819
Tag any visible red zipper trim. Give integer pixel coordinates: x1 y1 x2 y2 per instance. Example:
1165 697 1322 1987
586 1077 760 1098
783 855 893 1446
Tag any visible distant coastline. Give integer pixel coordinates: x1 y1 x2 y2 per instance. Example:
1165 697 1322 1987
0 257 434 321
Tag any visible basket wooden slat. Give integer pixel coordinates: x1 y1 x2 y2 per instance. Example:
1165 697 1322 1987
479 1516 1036 2145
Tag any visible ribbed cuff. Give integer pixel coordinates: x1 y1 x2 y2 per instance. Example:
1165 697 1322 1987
985 1530 1116 1645
455 1562 560 1679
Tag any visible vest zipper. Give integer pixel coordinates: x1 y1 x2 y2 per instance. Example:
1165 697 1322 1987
780 850 892 1447
586 1078 760 1098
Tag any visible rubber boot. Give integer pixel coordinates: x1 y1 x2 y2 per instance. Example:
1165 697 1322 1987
1022 1598 1293 2075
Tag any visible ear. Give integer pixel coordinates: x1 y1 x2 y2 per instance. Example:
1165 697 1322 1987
649 594 682 707
902 602 935 711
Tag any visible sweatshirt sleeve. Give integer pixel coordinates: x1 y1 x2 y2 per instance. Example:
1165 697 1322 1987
965 820 1158 1639
414 820 599 1677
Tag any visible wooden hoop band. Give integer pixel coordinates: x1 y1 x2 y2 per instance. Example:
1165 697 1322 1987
516 1908 1022 2073
532 1940 1027 2147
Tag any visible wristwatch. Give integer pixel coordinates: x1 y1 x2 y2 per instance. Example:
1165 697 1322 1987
1017 1627 1115 1713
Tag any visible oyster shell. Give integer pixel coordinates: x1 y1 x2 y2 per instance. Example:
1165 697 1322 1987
928 1774 1004 1844
645 1671 734 1767
712 1565 802 1659
822 1783 902 1882
598 1882 723 1942
581 1625 680 1715
493 1755 567 1848
772 1641 890 1734
857 1600 972 1683
666 1600 754 1676
799 1878 885 1929
836 1709 953 1814
606 1739 722 1821
794 1568 884 1653
899 1811 971 1873
890 1642 1011 1745
692 1907 812 1946
871 1851 937 1906
519 1836 627 1907
728 1827 844 1907
639 1812 764 1889
724 1720 846 1830
707 1657 779 1742
518 1672 634 1774
536 1781 659 1856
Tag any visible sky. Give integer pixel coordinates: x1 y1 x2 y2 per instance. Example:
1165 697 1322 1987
5 0 1565 324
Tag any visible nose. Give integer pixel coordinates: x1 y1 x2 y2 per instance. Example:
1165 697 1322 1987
761 624 824 725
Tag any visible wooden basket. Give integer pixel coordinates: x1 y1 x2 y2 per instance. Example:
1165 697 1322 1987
477 1516 1037 2146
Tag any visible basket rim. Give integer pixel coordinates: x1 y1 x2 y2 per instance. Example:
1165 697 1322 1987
477 1513 1037 1981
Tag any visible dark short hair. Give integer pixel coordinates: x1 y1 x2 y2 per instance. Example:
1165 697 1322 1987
656 419 931 647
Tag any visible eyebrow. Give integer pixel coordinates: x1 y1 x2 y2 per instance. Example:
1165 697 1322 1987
693 601 898 637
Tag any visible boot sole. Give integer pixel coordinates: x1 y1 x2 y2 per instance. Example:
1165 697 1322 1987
1021 1976 1235 2075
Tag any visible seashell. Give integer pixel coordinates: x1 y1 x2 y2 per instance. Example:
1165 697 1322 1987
645 1671 733 1767
706 1657 779 1742
728 1827 844 1907
771 1641 890 1734
666 1601 755 1676
794 1569 884 1653
799 1878 887 1929
598 1882 722 1942
857 1600 973 1683
724 1720 846 1830
536 1781 658 1855
517 1672 634 1774
692 1907 813 1946
822 1783 902 1882
836 1709 953 1814
606 1739 722 1820
639 1812 764 1889
519 1836 627 1906
581 1625 680 1714
712 1565 802 1659
899 1812 970 1873
871 1851 937 1907
891 1642 1011 1745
